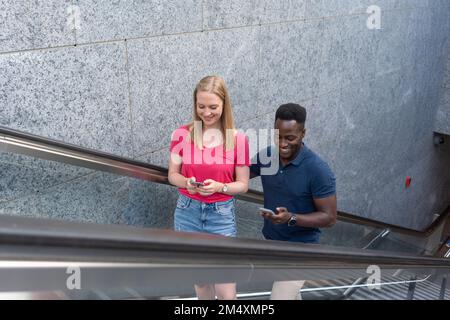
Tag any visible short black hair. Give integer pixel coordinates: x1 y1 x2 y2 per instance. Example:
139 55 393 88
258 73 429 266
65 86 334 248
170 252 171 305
275 103 306 124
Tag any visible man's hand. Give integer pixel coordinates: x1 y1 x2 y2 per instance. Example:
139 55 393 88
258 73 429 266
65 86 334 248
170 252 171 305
260 207 291 224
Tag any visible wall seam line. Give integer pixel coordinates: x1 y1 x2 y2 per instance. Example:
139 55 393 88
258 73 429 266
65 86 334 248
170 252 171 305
0 5 435 57
124 40 137 159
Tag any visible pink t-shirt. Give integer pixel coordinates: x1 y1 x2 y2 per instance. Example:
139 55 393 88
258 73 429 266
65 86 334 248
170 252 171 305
169 125 250 203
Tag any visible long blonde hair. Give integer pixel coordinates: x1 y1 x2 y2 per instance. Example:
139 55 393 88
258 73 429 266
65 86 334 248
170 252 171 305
189 75 236 151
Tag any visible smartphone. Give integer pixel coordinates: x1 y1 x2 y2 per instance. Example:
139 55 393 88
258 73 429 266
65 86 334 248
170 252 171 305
189 180 205 187
259 207 276 215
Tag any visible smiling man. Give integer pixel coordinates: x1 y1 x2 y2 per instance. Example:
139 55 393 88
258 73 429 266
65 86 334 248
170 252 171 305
250 103 337 300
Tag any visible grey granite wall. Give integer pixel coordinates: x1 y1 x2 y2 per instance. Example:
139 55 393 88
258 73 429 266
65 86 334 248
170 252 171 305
435 39 450 135
1 0 450 233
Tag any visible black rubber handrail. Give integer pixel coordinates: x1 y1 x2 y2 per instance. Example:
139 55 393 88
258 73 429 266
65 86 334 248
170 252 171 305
0 214 448 296
0 214 449 268
1 125 448 238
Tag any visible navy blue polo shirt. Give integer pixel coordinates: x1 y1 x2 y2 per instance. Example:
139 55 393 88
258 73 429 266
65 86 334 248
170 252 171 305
250 144 336 243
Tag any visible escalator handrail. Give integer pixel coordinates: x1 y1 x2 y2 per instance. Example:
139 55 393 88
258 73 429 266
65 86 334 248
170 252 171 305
0 125 448 238
1 214 450 269
1 214 449 296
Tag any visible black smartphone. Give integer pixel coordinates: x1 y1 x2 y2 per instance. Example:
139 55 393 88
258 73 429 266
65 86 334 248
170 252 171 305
190 181 205 187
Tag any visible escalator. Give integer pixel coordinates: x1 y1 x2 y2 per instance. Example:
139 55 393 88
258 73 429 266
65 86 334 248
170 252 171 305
0 126 449 300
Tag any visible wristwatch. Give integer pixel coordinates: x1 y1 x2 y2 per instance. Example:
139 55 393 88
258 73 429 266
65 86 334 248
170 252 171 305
221 183 228 193
287 214 297 227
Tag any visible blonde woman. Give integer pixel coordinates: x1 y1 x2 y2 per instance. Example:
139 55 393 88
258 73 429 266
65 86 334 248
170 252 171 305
168 75 250 299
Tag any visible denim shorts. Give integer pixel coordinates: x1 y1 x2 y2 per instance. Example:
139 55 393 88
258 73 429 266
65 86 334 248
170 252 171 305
174 193 237 237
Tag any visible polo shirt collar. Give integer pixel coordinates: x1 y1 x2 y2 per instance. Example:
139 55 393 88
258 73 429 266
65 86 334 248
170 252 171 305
287 143 309 167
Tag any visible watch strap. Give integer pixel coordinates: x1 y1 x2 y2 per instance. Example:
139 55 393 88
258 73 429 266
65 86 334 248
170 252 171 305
288 214 297 226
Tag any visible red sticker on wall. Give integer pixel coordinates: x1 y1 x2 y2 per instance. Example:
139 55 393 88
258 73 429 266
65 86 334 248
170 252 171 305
405 176 412 188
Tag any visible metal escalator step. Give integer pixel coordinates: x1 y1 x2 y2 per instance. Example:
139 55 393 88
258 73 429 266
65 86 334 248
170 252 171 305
347 277 445 300
347 276 405 300
302 278 350 299
417 284 439 299
349 288 373 300
422 280 450 299
381 278 410 300
372 284 406 300
415 281 445 300
373 276 428 300
362 287 393 300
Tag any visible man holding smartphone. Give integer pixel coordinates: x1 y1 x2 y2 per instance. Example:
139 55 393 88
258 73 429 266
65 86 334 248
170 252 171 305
250 103 337 300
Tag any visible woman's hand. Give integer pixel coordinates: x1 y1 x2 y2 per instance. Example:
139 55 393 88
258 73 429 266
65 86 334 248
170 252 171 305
186 177 198 195
198 179 223 196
